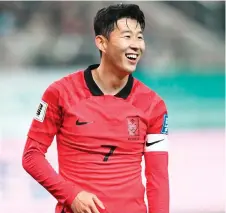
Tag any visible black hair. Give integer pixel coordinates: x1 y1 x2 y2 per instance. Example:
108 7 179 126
94 3 145 38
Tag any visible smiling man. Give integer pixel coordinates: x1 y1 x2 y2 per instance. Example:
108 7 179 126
22 3 169 213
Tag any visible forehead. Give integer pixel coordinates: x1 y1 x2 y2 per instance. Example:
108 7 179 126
113 18 142 33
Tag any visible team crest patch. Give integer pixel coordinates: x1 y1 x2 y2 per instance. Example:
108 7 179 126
161 114 168 134
34 100 48 122
127 116 139 137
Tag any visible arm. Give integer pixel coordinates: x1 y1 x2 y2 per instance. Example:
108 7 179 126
22 137 79 206
22 83 79 207
144 100 169 213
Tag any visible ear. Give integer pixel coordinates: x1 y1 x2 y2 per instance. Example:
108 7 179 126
95 35 108 54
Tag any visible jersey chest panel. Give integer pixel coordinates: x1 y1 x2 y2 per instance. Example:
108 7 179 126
59 96 148 161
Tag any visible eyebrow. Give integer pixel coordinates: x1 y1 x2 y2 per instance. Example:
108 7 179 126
121 30 143 34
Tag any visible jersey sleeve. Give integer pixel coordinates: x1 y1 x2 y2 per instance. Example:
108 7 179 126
144 99 169 213
23 83 80 208
28 82 62 146
22 137 80 208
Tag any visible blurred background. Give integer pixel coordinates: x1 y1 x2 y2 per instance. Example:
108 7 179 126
0 1 224 213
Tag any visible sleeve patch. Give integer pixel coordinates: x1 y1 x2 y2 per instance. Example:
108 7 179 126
34 100 48 122
161 114 168 134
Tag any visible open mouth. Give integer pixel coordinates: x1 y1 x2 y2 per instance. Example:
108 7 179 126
125 53 138 61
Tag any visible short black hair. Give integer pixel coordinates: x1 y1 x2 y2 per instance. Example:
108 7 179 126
94 3 145 38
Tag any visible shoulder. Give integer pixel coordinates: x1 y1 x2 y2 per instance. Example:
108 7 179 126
132 79 168 134
50 69 84 90
44 69 86 94
42 69 88 105
131 78 166 110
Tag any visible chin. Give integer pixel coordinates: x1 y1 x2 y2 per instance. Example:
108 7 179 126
115 61 137 75
124 64 137 73
124 59 140 73
125 69 136 74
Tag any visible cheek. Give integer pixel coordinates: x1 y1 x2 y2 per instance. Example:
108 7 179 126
140 42 146 53
112 39 128 52
110 44 125 59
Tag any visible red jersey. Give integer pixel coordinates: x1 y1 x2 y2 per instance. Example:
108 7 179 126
23 64 169 213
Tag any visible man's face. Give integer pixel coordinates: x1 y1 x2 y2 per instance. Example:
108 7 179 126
105 18 145 74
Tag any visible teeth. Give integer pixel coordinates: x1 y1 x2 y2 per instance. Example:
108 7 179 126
126 54 137 59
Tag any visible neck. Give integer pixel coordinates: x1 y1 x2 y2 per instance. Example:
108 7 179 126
92 59 129 95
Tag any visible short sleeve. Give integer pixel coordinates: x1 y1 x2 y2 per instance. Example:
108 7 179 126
27 83 62 147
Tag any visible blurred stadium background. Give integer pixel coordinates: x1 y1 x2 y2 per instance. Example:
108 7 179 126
0 1 224 213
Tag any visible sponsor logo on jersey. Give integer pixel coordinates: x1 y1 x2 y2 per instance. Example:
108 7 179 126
76 119 93 126
146 139 164 147
145 134 168 152
34 100 48 122
127 116 139 140
161 114 168 134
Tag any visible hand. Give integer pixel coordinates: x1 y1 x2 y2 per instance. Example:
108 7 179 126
71 191 105 213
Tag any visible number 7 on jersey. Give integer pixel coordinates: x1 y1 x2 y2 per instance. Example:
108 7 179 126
101 145 117 161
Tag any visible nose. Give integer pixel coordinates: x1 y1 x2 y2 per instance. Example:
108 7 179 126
129 40 140 52
129 42 139 50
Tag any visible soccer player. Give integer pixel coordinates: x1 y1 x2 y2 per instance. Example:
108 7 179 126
22 3 169 213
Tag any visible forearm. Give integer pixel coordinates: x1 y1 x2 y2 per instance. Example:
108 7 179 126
22 137 78 206
145 152 169 213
